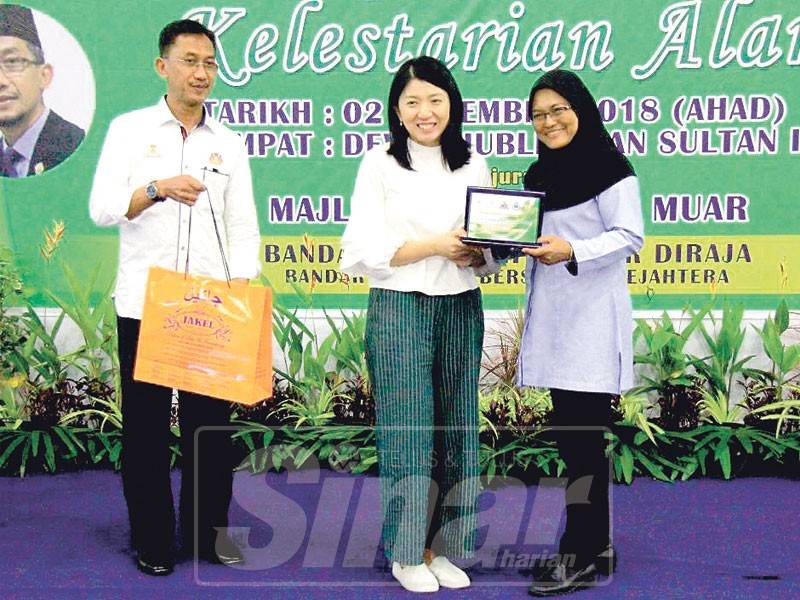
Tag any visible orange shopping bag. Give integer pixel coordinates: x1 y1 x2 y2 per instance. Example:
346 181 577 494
133 267 272 404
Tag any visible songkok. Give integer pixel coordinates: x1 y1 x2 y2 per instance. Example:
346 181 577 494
0 5 42 49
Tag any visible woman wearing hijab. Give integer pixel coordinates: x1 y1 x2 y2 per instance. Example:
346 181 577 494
341 56 495 593
518 70 644 596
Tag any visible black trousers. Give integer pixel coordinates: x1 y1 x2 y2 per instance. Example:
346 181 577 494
549 388 612 568
117 316 234 558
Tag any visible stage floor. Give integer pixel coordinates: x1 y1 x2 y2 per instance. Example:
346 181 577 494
1 469 798 599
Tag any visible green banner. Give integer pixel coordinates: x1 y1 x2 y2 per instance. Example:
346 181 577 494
1 0 799 309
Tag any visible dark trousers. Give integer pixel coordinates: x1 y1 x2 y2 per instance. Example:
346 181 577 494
549 388 612 568
117 316 234 558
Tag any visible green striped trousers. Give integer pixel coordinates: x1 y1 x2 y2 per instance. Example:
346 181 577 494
365 287 483 564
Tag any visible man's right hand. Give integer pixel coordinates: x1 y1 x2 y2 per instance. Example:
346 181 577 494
156 175 206 206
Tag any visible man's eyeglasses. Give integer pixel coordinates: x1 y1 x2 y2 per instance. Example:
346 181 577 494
0 57 42 76
532 105 573 123
163 57 219 73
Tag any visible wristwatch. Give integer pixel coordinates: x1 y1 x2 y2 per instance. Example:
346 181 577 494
145 181 165 202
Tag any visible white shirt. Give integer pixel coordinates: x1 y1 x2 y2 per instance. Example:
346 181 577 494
89 98 261 319
341 139 494 295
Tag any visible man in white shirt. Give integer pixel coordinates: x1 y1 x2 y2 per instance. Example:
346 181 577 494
89 19 260 576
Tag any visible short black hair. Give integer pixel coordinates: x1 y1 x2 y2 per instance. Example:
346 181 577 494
158 19 216 56
387 56 471 172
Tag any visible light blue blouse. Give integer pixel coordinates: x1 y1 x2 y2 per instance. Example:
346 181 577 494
517 176 644 394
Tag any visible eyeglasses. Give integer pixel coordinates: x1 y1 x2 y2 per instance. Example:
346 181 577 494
163 57 219 73
532 105 572 123
0 57 42 76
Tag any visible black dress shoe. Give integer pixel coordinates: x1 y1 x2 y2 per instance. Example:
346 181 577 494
528 562 598 596
198 536 245 566
519 553 558 578
596 544 617 576
136 551 174 576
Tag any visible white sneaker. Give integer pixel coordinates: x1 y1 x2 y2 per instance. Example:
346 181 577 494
427 556 471 589
391 562 439 593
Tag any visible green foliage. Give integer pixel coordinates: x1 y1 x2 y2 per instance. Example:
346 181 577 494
480 434 562 483
615 393 665 444
0 246 29 426
481 309 525 388
478 387 558 482
610 424 800 484
691 301 752 400
18 304 68 388
81 428 123 469
278 380 342 429
697 389 747 425
743 300 800 435
16 269 119 431
0 423 183 475
632 307 708 430
60 395 122 431
323 309 369 384
231 421 277 472
266 378 378 473
0 246 24 308
633 306 708 394
0 425 87 476
0 386 24 430
284 426 377 474
271 281 370 402
683 425 797 480
479 385 551 440
232 421 377 475
608 424 800 483
608 427 681 484
757 299 800 377
1 234 121 437
47 261 119 394
751 397 800 438
4 250 800 484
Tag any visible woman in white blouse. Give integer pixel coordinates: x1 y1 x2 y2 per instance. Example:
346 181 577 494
341 56 493 593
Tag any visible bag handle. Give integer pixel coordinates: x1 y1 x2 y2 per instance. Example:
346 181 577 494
182 167 232 286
